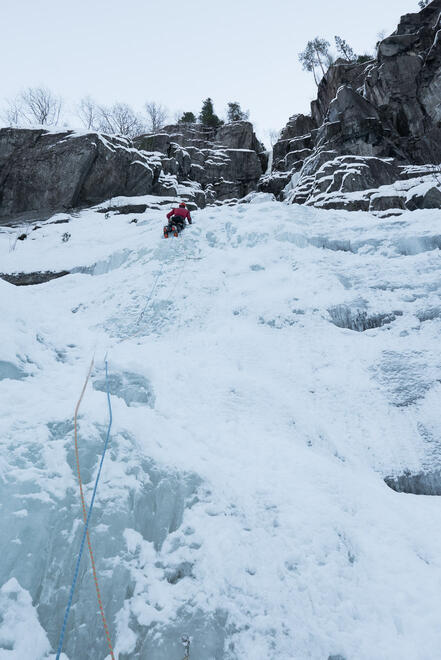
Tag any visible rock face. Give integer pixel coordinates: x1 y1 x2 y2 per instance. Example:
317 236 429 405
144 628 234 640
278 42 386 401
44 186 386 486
272 114 317 172
264 0 441 211
0 120 266 223
284 156 441 215
0 129 161 222
3 3 440 220
134 121 266 203
287 156 401 211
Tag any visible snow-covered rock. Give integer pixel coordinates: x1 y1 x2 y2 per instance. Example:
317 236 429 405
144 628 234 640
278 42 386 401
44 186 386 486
264 1 441 209
0 121 267 226
0 128 162 223
134 121 267 203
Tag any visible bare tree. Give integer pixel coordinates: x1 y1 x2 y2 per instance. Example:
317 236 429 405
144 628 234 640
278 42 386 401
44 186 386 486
1 97 22 126
20 86 62 125
97 102 145 137
2 86 62 127
145 102 168 132
77 96 100 130
76 98 146 137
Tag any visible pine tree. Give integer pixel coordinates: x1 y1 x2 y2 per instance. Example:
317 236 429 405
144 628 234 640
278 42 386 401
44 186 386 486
310 37 331 75
179 111 196 124
298 37 332 85
199 98 222 127
357 54 374 64
418 0 430 8
299 42 319 85
227 102 249 122
334 36 356 62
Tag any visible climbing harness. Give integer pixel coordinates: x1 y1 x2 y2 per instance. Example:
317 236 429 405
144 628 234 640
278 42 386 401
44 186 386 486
56 360 114 660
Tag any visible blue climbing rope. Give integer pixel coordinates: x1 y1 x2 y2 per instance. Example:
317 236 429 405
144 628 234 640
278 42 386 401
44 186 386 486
56 360 113 660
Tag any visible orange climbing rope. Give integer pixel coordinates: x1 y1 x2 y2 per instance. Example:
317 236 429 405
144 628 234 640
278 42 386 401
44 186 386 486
73 358 115 660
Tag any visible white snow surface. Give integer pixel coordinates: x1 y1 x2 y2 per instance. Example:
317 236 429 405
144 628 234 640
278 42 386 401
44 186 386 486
1 198 441 659
0 579 54 659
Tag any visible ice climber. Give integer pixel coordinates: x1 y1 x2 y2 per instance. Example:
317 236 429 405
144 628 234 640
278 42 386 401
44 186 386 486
164 202 192 238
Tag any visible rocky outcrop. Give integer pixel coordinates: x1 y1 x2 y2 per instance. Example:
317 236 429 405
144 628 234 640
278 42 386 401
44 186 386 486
0 120 266 223
285 157 441 215
272 114 317 172
311 59 373 127
134 121 267 202
288 156 400 208
264 0 441 211
0 129 162 223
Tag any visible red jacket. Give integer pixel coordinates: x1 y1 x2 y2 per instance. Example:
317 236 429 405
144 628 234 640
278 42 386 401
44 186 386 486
167 207 192 223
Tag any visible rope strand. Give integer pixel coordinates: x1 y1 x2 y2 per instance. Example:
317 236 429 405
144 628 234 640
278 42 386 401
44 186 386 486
56 359 115 660
57 225 193 656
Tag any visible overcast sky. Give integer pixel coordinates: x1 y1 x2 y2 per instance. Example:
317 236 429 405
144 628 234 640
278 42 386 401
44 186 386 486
1 0 420 141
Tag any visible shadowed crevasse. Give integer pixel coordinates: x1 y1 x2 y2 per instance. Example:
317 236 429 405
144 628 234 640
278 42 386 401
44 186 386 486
385 471 441 496
328 305 402 332
0 271 70 286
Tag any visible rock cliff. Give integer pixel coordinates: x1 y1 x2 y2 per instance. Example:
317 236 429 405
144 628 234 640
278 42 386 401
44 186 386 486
263 0 441 212
0 121 266 224
134 120 266 203
2 2 441 221
0 129 162 223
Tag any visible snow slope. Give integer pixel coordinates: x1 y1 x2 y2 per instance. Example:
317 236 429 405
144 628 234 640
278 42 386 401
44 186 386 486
1 197 441 659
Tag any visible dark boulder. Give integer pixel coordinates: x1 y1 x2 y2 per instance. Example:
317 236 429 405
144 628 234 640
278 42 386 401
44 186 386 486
97 203 148 215
406 185 441 210
369 194 406 212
